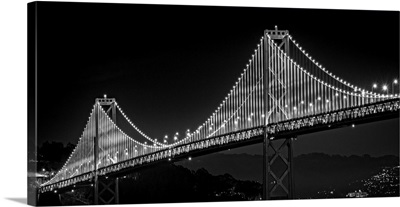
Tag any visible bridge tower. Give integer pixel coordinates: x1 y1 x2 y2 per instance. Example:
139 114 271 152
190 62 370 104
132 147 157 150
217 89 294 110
94 95 120 204
262 26 295 200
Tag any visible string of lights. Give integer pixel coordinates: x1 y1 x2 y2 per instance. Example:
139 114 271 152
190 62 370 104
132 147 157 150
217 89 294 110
115 103 170 148
288 35 398 98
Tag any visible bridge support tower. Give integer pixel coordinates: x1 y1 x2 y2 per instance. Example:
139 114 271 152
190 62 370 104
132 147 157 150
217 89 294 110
94 95 120 204
262 27 294 200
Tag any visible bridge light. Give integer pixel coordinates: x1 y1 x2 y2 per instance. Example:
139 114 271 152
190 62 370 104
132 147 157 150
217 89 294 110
293 107 297 111
188 157 192 161
382 85 388 91
300 100 304 104
248 117 251 121
261 114 265 118
343 96 347 99
234 120 238 124
317 97 321 101
326 99 330 103
335 93 339 97
54 190 57 193
352 124 355 128
394 79 398 84
309 103 313 107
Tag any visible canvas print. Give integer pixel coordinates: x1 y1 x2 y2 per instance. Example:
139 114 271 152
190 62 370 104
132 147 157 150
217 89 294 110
28 2 400 206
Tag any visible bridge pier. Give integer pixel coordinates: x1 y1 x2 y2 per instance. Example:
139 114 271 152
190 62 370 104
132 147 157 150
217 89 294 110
262 134 295 200
94 177 119 204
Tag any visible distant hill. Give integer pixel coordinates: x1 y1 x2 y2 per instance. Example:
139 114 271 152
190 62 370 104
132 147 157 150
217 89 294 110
118 164 261 204
177 153 399 198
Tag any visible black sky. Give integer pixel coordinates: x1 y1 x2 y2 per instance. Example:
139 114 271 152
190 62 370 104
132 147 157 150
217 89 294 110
35 2 399 156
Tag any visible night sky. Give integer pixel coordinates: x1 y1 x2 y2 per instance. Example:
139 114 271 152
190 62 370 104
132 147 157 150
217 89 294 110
36 2 399 157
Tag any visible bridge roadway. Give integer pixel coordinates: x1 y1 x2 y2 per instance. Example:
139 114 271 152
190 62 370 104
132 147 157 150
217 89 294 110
39 98 400 193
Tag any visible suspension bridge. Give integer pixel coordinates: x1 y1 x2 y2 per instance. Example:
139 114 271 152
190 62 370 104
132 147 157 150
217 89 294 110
38 27 400 204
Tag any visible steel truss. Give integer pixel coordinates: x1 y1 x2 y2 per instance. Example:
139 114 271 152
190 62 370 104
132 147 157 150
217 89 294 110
263 134 294 200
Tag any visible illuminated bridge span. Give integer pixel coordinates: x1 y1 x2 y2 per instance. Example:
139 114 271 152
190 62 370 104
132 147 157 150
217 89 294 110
39 28 400 203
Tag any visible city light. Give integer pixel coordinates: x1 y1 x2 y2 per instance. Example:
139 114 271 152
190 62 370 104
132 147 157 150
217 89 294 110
372 83 377 93
382 85 388 95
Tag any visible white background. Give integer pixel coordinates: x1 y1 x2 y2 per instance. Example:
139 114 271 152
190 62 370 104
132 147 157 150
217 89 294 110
0 0 399 206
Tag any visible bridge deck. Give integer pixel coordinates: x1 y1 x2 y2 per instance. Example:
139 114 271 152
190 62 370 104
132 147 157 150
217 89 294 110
39 99 399 193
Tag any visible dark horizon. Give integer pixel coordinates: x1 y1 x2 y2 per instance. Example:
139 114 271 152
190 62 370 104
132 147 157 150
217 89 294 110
34 2 399 157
